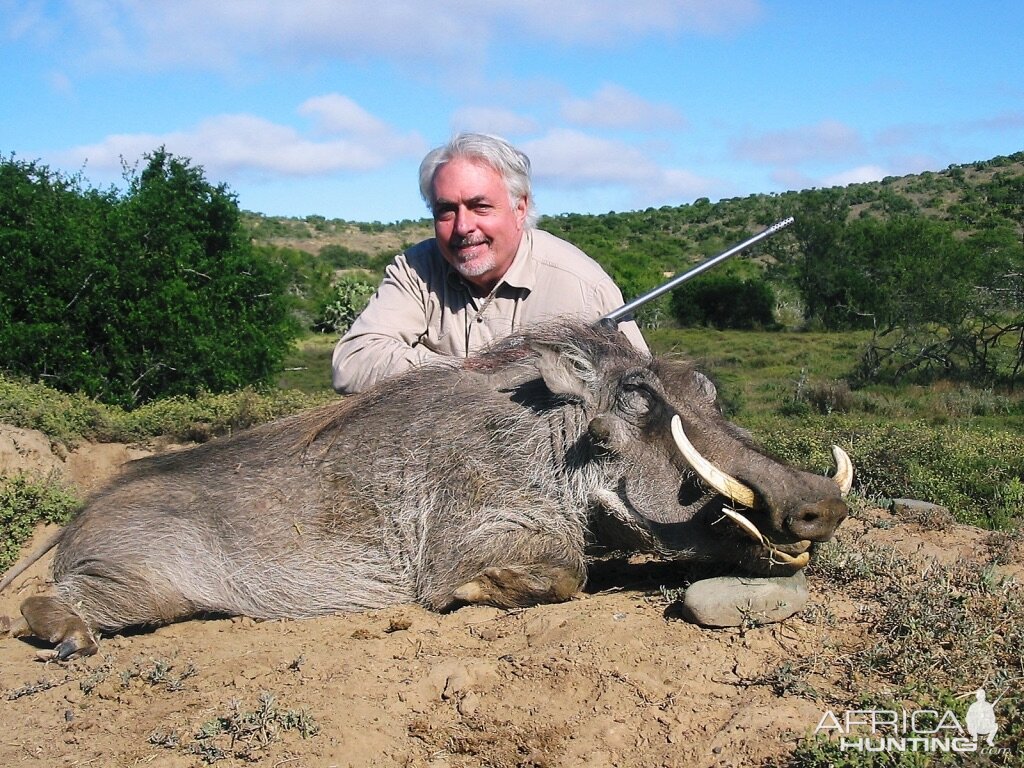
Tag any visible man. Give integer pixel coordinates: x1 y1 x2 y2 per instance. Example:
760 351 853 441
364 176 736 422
331 133 648 394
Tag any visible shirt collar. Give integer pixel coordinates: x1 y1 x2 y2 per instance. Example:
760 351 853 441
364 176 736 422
494 228 536 292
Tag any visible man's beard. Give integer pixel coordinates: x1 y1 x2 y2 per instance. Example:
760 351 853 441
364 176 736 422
449 238 495 278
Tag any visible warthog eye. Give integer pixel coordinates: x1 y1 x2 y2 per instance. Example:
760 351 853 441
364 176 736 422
616 385 651 419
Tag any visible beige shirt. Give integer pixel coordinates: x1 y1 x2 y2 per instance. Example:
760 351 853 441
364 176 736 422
331 228 648 393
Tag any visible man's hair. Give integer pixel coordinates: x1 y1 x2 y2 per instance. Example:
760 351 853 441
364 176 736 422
418 133 538 228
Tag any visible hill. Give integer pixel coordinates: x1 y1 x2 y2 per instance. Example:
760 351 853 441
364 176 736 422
244 150 1024 274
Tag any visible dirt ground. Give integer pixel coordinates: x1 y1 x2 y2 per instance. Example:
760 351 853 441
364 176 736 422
0 424 1017 767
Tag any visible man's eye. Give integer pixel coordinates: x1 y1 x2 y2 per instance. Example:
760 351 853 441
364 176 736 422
434 209 455 221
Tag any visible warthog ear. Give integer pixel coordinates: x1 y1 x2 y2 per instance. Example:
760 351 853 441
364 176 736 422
694 371 717 403
533 342 598 404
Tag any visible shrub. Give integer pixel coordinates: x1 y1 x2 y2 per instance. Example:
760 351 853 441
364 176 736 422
0 151 299 407
319 244 375 270
752 416 1024 529
0 472 80 571
670 273 776 329
0 373 327 444
314 276 377 335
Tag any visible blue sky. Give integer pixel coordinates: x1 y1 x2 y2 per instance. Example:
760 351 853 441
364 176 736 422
3 1 1022 223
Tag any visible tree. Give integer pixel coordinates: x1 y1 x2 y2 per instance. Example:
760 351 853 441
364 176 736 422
855 221 1024 384
786 188 854 328
670 272 775 329
313 275 377 335
0 150 299 406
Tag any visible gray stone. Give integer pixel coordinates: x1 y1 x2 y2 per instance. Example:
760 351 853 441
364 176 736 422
680 571 809 627
890 498 951 517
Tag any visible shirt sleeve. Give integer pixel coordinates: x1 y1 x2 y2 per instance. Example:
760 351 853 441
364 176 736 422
590 277 650 355
331 254 446 394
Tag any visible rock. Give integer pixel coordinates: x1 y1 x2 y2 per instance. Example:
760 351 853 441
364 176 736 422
890 498 954 528
680 572 809 627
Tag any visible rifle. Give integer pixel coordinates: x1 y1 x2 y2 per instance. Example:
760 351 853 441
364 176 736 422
599 216 795 328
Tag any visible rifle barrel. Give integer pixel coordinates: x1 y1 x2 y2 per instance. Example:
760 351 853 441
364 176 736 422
600 216 795 325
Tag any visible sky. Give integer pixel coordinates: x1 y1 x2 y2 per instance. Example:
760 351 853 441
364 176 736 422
3 1 1023 224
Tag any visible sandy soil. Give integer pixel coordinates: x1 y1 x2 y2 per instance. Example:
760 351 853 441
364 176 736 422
0 424 1016 767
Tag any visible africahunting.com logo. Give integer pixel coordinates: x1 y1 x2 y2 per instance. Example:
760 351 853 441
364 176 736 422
815 689 1005 754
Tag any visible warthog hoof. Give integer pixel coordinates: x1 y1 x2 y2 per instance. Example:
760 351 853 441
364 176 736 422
19 595 99 661
679 571 808 627
452 564 582 609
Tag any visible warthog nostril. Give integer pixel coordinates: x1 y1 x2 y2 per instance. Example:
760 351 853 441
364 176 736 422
787 499 848 541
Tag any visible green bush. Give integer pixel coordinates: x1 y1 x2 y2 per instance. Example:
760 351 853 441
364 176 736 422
752 416 1024 529
0 151 299 407
670 273 776 329
314 275 377 335
0 472 80 572
319 243 375 270
0 373 327 444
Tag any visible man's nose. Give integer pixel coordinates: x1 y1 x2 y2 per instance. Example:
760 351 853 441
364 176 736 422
453 207 476 235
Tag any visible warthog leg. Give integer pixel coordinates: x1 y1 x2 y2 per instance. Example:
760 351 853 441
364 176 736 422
452 564 583 609
18 595 98 660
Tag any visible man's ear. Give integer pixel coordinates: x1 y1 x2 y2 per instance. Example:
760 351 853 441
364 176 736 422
533 342 597 405
514 195 529 228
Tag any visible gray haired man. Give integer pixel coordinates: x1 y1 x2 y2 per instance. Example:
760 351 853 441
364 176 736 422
332 133 647 394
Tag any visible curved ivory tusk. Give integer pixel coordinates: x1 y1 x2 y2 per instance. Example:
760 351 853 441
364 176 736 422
671 415 756 508
722 507 765 544
772 550 810 568
831 445 854 495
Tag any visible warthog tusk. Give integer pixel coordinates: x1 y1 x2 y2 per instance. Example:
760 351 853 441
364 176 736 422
721 507 811 568
770 549 810 568
831 445 854 495
674 415 816 569
671 415 757 508
721 507 765 545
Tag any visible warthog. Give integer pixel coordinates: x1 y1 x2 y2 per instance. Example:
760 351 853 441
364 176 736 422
1 321 851 659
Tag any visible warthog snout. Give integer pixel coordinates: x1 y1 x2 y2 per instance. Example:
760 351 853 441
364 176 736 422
784 497 849 542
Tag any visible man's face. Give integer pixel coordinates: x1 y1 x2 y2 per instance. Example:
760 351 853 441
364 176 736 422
431 157 527 293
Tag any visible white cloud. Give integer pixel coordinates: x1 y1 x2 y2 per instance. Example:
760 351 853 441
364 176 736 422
562 84 687 131
54 98 427 180
732 120 865 165
49 0 763 72
512 0 762 42
298 94 390 137
449 107 540 137
821 165 888 187
522 129 716 203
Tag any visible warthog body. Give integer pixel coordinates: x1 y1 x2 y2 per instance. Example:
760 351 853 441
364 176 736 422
2 322 849 659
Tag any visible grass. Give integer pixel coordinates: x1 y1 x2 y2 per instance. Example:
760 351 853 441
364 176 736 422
646 327 1024 429
275 331 340 393
765 517 1024 767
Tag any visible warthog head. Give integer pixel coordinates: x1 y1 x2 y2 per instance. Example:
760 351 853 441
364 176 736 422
469 321 851 574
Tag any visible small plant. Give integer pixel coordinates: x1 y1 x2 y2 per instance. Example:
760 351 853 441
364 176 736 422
79 656 115 694
6 676 67 701
187 692 319 763
119 658 198 692
0 471 80 571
